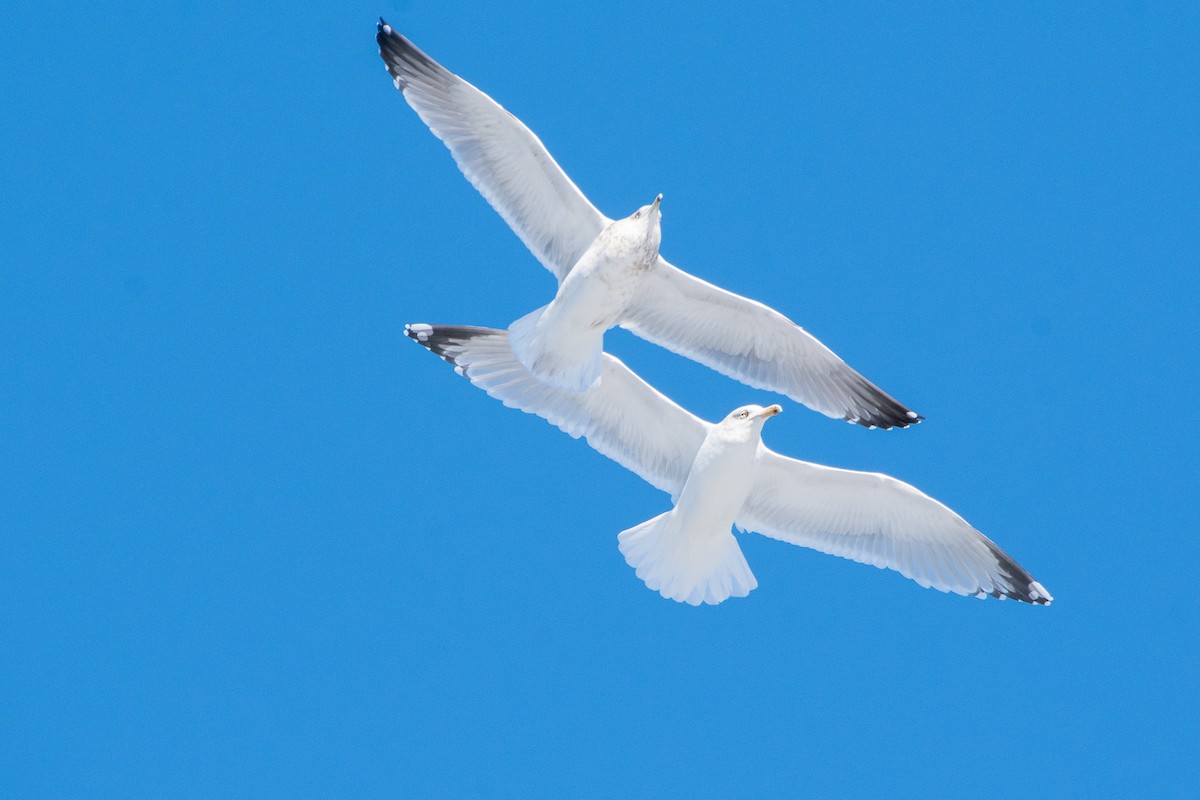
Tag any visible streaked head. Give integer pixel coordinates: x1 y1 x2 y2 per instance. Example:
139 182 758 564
630 193 662 224
609 193 662 263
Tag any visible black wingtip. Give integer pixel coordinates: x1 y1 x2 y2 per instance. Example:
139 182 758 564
848 405 924 431
982 539 1053 606
841 373 925 430
376 21 446 88
405 324 505 366
376 18 396 48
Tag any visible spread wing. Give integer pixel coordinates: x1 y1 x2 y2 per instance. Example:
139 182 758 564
621 259 922 429
737 450 1051 603
406 324 709 497
378 21 609 281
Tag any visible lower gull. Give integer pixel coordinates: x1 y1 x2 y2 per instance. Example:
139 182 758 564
406 324 1051 607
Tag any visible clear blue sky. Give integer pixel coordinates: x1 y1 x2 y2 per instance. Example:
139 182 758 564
4 2 1198 797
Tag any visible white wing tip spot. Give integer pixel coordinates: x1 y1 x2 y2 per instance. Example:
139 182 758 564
1030 581 1053 605
407 323 433 342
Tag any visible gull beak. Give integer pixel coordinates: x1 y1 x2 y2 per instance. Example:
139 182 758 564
651 194 662 212
758 404 782 419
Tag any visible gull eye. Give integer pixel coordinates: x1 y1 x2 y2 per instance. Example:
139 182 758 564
633 212 641 219
738 410 750 419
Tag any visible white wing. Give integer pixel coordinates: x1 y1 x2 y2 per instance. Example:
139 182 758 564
406 324 709 497
737 450 1051 603
621 259 922 429
377 21 609 281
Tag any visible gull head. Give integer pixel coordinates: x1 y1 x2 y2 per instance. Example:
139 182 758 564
607 194 663 265
717 403 782 442
629 193 662 221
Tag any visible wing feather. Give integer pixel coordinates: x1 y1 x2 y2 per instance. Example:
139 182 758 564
378 22 609 280
737 450 1051 603
622 259 922 429
406 324 708 497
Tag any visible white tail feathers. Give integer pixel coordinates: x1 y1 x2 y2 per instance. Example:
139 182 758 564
508 305 604 393
618 511 758 606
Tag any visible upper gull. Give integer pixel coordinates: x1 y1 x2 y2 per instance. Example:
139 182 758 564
379 21 923 429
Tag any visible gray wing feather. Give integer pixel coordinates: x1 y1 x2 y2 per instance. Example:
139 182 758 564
737 450 1051 604
378 22 609 280
621 259 922 429
406 324 709 497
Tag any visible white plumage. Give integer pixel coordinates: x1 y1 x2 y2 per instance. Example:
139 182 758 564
379 22 921 429
406 324 1052 607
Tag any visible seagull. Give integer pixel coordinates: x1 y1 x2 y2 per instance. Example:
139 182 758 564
405 323 1051 606
378 21 923 429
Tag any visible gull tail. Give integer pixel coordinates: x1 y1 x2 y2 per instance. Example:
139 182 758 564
618 512 757 606
508 305 603 393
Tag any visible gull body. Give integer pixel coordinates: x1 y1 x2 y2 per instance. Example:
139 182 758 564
509 197 662 391
378 21 922 428
619 405 780 604
406 324 1052 607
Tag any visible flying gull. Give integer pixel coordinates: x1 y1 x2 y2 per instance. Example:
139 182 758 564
406 323 1051 606
378 21 922 429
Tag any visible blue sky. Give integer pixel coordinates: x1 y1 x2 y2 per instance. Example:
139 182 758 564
4 1 1198 797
